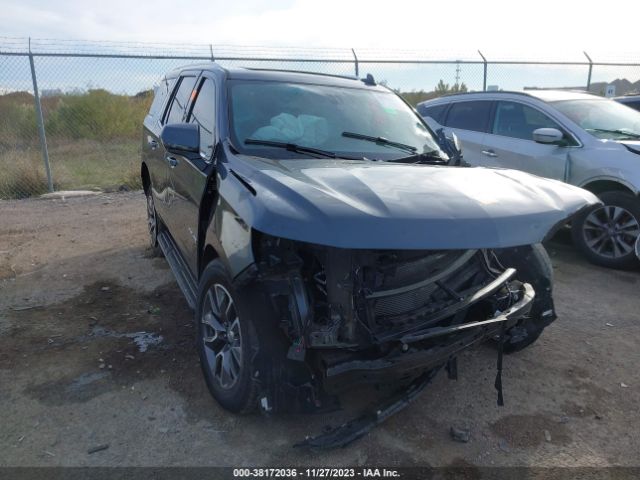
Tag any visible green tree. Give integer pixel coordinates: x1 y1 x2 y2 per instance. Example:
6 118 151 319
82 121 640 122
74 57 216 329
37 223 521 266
435 79 450 95
451 82 468 93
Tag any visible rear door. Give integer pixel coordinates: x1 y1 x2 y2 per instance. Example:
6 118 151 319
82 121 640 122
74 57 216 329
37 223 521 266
481 100 571 180
142 76 177 218
441 100 493 166
166 74 217 275
158 74 199 236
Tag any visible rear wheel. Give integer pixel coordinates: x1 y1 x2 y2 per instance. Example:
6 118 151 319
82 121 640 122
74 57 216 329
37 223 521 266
572 191 640 269
145 188 162 257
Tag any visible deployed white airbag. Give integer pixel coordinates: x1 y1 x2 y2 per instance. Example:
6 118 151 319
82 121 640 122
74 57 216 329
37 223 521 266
252 113 329 146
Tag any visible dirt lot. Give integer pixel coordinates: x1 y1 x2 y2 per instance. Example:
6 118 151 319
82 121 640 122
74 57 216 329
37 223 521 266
1 191 639 468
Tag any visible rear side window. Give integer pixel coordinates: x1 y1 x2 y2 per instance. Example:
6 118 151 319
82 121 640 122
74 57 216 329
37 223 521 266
188 78 216 159
492 101 560 140
418 103 448 123
164 76 197 125
148 77 177 120
444 101 492 133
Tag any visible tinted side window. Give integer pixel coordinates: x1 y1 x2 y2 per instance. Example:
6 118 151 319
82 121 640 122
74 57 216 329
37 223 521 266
165 76 197 125
148 77 177 120
418 103 448 123
492 101 560 140
625 100 640 112
445 101 492 132
188 78 216 159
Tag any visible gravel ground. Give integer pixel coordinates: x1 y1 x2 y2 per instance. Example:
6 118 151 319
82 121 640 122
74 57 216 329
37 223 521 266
0 191 639 468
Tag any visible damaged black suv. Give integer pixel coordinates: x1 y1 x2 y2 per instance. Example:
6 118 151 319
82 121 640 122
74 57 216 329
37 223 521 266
142 64 598 444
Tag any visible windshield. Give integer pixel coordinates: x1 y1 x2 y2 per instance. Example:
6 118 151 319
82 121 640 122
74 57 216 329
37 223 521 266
228 80 443 160
552 99 640 140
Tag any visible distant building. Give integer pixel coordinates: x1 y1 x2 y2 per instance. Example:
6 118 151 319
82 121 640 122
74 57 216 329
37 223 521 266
487 85 499 91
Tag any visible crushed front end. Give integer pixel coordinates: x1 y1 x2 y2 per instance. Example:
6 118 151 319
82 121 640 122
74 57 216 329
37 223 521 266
249 234 548 415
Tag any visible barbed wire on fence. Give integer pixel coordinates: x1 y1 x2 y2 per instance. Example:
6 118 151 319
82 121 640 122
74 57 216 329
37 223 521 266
1 37 639 199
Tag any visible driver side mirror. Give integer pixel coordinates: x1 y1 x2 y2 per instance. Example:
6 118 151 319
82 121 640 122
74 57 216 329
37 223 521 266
160 123 200 154
532 127 564 145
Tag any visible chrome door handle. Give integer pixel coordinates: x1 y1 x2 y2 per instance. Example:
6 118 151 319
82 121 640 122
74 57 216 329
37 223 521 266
166 156 179 168
147 139 158 150
482 150 498 157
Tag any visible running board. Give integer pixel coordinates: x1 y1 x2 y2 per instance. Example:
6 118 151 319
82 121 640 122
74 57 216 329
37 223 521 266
157 231 198 310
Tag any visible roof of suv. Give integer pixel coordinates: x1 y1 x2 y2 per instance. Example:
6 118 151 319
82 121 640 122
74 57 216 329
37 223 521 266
421 89 602 105
524 89 601 102
166 62 386 91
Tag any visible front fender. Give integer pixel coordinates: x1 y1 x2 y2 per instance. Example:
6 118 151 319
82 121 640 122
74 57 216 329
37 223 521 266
203 164 256 279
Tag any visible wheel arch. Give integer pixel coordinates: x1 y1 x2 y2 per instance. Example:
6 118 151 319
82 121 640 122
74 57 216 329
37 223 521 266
200 243 221 277
579 178 637 197
141 162 151 195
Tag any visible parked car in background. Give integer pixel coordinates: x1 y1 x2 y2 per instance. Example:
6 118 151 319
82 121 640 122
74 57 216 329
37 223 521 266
615 94 640 112
417 90 640 269
141 65 598 445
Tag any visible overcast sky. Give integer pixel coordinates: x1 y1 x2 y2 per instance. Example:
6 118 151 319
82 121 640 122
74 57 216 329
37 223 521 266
1 0 638 61
1 0 638 95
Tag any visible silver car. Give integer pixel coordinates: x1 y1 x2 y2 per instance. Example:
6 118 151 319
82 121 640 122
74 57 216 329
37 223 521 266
418 90 640 269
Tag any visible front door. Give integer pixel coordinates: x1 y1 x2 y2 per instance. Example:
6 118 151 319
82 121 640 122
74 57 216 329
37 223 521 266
481 100 571 181
167 75 217 275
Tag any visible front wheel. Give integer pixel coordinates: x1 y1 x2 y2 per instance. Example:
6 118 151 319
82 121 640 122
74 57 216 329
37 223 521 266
196 260 291 414
572 191 640 269
494 244 555 354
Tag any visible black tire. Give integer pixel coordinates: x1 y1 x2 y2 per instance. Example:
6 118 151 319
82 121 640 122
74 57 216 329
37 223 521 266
196 260 283 414
145 189 163 257
502 318 544 354
494 244 555 354
572 191 640 270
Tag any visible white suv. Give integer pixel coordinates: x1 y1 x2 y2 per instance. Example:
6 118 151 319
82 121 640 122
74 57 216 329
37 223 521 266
418 90 640 269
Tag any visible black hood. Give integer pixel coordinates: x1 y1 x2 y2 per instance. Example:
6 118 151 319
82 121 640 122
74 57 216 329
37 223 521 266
224 155 600 250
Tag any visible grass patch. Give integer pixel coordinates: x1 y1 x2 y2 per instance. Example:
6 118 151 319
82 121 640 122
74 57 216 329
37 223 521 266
0 149 51 199
48 140 142 191
0 140 142 199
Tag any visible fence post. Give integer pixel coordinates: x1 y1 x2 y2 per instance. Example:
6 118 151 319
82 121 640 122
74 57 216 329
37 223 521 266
584 51 593 92
28 38 53 193
351 48 359 77
478 50 487 91
209 44 215 61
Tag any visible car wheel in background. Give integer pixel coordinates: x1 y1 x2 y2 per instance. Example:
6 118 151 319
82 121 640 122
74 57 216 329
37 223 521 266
572 191 640 269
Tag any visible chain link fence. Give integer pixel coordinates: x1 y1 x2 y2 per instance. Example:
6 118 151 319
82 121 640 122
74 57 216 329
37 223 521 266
1 38 639 199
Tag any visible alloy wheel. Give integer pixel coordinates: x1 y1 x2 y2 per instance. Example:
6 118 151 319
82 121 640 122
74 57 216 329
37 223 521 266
146 192 157 246
582 205 640 259
201 284 243 390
